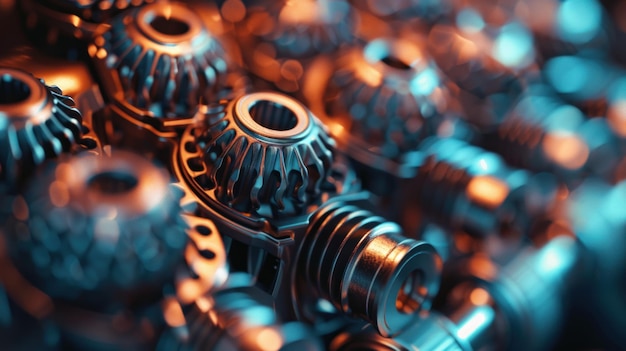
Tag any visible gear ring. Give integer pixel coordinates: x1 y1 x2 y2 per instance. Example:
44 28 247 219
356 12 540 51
0 68 84 185
90 2 232 119
4 151 192 305
322 37 450 161
178 92 341 218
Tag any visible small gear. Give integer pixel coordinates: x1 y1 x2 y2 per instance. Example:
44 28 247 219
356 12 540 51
4 151 189 305
90 2 232 118
323 37 450 160
0 68 84 185
180 92 337 217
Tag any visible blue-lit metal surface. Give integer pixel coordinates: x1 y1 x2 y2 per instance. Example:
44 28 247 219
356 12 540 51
1 0 626 350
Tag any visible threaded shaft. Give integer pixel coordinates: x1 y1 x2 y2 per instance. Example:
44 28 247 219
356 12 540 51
300 199 441 337
414 137 533 237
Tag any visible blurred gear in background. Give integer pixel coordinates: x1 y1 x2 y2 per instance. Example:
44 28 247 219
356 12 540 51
1 0 626 350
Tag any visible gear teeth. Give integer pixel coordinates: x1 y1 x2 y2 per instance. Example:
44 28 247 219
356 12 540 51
196 92 336 216
90 2 231 117
0 68 84 185
4 151 189 306
325 37 449 159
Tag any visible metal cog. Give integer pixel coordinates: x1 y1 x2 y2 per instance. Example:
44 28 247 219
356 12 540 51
90 2 231 117
324 37 450 160
185 92 336 217
3 151 190 305
0 68 84 185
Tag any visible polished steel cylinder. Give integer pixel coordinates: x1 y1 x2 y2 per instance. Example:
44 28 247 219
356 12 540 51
299 199 441 337
412 136 558 237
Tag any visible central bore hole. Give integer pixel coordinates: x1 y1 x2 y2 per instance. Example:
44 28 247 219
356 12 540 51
249 100 298 131
0 75 31 105
382 55 412 70
396 270 425 314
150 15 190 36
87 171 139 194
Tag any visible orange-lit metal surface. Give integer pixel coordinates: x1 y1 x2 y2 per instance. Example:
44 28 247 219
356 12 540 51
1 0 626 350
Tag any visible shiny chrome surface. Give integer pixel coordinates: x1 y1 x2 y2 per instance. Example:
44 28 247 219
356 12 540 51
0 68 88 186
1 0 626 349
90 2 232 119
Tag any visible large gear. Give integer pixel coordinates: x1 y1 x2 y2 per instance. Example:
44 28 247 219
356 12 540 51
90 2 231 118
0 68 84 185
322 37 450 160
183 92 336 217
4 151 189 306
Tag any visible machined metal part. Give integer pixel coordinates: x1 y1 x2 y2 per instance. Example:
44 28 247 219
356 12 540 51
179 91 342 218
158 273 323 351
332 235 580 351
0 68 91 187
319 36 451 165
411 136 560 238
174 92 442 337
426 3 537 130
90 2 238 122
3 151 188 305
295 197 442 337
480 83 621 185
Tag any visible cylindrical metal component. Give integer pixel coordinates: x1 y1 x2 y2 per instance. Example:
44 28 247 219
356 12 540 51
90 2 233 119
299 199 441 337
481 83 619 184
412 136 558 237
0 68 85 186
4 151 189 306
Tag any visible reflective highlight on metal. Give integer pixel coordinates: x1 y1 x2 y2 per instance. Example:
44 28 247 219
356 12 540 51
331 235 579 351
299 200 441 337
0 68 85 186
90 2 231 118
412 136 558 237
3 0 626 349
4 151 188 303
182 91 336 216
322 37 450 161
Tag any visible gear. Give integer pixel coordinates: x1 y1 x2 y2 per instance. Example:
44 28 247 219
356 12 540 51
0 68 84 185
183 92 336 217
323 37 450 160
90 2 231 118
4 151 189 306
38 0 153 22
